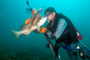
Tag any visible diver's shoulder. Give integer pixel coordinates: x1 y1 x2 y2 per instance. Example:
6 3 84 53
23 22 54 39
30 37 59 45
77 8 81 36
56 13 65 18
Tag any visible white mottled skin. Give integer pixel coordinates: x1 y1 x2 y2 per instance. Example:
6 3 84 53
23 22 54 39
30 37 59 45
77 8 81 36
12 17 47 38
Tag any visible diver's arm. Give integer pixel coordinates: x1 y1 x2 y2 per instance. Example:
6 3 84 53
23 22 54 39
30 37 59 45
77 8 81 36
53 19 67 39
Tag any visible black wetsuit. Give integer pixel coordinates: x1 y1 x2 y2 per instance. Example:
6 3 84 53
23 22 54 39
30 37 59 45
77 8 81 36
47 13 78 45
45 13 79 59
34 13 90 60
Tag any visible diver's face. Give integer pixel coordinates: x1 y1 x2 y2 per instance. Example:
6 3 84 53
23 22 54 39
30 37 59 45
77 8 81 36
45 12 56 21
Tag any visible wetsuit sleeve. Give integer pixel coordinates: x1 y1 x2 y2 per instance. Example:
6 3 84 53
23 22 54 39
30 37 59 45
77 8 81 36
54 19 67 40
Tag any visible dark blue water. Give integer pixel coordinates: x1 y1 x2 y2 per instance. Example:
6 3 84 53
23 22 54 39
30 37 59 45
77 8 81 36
0 0 90 60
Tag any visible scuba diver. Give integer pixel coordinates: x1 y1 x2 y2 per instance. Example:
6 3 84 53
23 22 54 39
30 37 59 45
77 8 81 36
26 7 90 60
25 1 90 59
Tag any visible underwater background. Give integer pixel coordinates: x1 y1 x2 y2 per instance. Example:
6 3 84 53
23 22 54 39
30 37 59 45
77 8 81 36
0 0 90 60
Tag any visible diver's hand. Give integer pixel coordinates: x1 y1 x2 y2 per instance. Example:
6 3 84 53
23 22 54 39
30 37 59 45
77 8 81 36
32 13 41 25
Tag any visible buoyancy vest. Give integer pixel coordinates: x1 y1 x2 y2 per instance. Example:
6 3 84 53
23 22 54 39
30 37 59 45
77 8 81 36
47 13 78 44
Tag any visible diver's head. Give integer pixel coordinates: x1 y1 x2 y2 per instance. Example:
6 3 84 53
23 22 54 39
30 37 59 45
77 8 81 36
44 7 56 21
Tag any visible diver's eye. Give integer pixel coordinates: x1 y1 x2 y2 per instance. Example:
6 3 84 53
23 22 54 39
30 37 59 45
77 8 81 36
45 13 50 17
